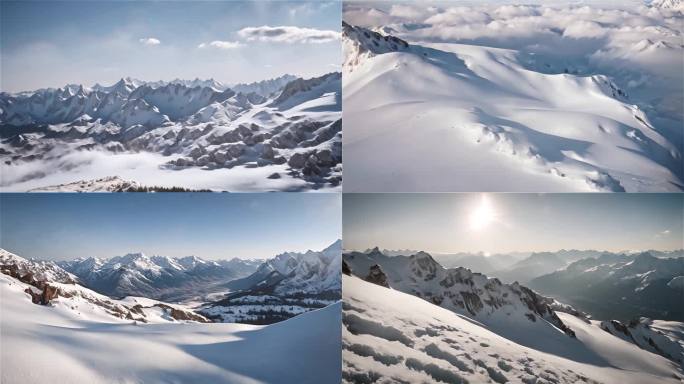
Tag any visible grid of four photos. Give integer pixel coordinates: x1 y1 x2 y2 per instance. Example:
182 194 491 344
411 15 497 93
1 1 683 383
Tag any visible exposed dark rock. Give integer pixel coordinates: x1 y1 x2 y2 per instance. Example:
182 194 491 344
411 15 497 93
365 264 390 288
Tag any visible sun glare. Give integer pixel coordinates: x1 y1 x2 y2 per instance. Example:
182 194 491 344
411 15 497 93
469 194 496 231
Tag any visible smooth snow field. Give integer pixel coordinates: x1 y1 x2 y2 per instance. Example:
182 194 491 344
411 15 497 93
0 274 342 384
342 275 684 384
342 2 684 192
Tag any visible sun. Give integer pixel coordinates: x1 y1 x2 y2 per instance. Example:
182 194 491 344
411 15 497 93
469 194 496 231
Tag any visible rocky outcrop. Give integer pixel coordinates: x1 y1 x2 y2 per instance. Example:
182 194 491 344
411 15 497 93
24 284 60 305
154 303 211 323
365 264 390 288
342 260 352 276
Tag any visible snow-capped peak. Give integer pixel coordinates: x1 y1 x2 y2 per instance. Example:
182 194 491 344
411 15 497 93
649 0 684 11
342 21 410 71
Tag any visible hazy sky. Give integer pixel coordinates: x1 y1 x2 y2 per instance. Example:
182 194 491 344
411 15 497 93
344 193 683 254
0 193 341 261
0 1 341 92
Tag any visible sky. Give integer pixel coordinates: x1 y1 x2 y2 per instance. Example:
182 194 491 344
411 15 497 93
344 193 684 254
0 1 341 92
0 193 341 261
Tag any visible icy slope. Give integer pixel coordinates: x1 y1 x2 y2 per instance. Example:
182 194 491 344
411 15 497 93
342 21 683 192
1 73 341 192
1 271 341 384
342 274 683 384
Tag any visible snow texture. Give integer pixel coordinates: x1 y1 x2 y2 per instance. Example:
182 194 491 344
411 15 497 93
343 274 684 384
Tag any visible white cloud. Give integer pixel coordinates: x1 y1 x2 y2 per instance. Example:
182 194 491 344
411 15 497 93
563 20 608 39
389 4 434 20
197 41 244 50
138 38 161 46
655 229 672 238
237 25 340 44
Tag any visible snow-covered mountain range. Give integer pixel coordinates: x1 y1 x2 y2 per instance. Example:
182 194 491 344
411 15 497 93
529 252 684 321
342 2 684 192
47 240 342 325
1 249 208 323
0 73 341 191
343 274 684 384
201 240 342 324
59 252 262 302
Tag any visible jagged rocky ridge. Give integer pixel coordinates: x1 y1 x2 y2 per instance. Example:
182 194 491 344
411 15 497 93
1 72 341 190
344 248 580 340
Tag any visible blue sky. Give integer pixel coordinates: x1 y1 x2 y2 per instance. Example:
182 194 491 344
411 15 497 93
1 1 341 92
344 193 684 254
0 193 341 261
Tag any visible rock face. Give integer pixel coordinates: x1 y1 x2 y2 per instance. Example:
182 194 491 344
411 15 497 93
342 260 352 276
344 248 580 340
24 284 60 305
342 21 410 71
365 264 390 288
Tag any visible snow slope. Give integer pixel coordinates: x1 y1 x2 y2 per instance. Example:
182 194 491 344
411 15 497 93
344 248 580 351
343 274 683 384
1 272 341 384
1 73 341 192
342 4 683 192
601 317 684 368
